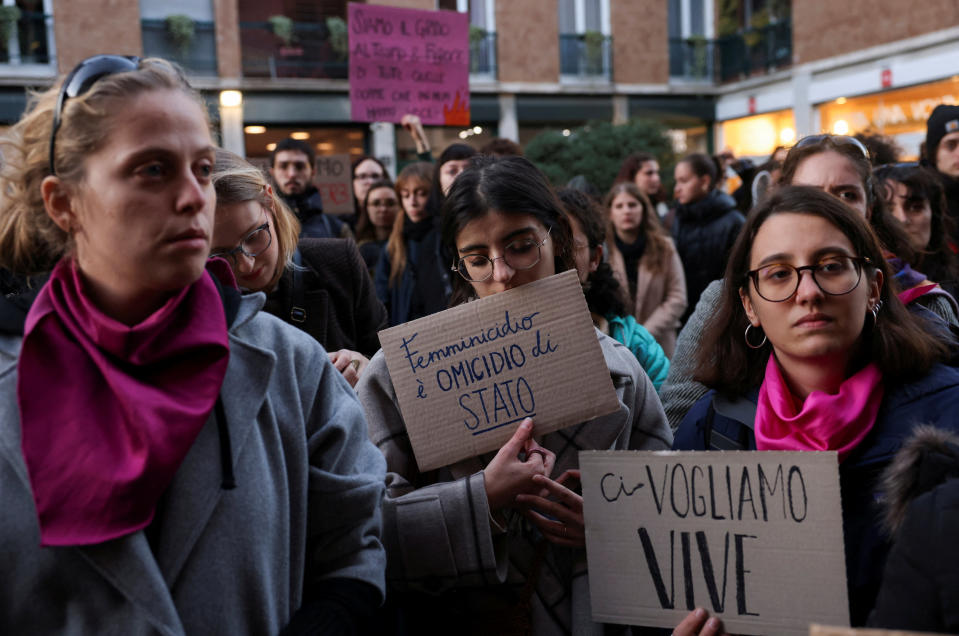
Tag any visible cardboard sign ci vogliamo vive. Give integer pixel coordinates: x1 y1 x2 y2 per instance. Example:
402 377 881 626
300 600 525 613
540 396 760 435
377 270 620 472
580 450 849 636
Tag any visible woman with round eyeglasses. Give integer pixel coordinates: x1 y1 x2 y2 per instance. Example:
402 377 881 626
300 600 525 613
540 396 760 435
0 57 386 633
660 133 959 432
356 155 671 634
211 148 387 386
672 185 959 626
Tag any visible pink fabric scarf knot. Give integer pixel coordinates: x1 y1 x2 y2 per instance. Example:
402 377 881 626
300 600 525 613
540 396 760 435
754 355 884 462
17 259 230 546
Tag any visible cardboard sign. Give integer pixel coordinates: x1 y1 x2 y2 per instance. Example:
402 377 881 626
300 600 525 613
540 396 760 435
378 270 619 471
580 450 849 635
348 3 470 125
313 154 354 216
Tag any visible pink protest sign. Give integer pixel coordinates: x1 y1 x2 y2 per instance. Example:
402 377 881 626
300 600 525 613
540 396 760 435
348 3 470 126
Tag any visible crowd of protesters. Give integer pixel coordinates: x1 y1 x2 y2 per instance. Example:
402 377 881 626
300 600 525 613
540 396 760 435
2 55 959 635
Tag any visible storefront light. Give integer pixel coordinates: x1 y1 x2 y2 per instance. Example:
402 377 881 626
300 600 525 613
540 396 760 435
836 97 847 105
266 143 277 151
562 129 571 137
291 131 310 140
219 90 243 108
473 126 482 134
779 127 796 144
244 125 266 134
832 120 850 135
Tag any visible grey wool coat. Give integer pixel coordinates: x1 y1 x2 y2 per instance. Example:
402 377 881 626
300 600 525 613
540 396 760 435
0 293 386 635
356 329 673 636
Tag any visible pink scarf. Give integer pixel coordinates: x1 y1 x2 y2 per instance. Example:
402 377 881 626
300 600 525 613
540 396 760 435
754 355 884 462
17 259 230 546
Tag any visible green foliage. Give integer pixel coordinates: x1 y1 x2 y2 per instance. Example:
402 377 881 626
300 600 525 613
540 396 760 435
469 25 487 44
268 15 294 46
717 0 739 37
583 30 605 74
165 14 195 57
0 5 20 50
525 119 676 194
326 17 347 59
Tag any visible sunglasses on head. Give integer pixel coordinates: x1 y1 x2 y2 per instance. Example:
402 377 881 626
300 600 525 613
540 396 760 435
794 134 871 161
49 55 141 176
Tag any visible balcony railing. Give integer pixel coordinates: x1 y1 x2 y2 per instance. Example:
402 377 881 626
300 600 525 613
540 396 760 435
716 20 792 82
240 20 348 80
668 19 792 83
141 19 217 75
668 37 714 82
0 11 51 65
469 30 496 77
559 33 612 79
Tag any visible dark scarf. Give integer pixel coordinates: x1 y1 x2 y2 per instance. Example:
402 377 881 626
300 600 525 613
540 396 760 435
403 216 435 243
615 233 646 299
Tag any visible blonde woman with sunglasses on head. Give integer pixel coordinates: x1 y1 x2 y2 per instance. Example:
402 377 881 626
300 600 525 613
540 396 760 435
0 56 385 634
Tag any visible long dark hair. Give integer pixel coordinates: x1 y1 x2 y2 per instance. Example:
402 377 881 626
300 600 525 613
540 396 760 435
442 156 575 306
604 182 673 275
780 135 917 265
355 178 394 243
695 186 947 395
556 187 626 316
874 163 959 287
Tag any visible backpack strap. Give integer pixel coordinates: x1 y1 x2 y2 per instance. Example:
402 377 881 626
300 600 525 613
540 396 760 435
704 393 756 451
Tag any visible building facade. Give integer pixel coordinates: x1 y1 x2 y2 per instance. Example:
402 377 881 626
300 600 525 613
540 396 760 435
0 0 955 173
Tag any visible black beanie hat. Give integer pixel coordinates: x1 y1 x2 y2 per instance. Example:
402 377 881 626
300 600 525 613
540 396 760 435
925 104 959 164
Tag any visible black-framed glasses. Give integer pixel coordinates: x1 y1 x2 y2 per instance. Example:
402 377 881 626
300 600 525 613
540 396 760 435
794 134 870 161
49 55 141 176
452 227 551 282
746 254 872 302
210 222 272 267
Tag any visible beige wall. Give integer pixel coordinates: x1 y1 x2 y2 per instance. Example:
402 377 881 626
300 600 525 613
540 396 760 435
794 0 959 64
611 0 668 84
214 0 241 78
53 0 142 71
497 0 559 83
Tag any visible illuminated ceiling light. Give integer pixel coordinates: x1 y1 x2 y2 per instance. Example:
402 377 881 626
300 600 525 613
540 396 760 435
473 126 482 134
266 142 277 151
832 120 850 135
779 127 796 144
244 125 266 134
458 131 469 139
291 131 310 140
562 129 571 137
351 147 363 153
836 97 847 105
347 131 364 139
219 90 243 107
316 142 333 151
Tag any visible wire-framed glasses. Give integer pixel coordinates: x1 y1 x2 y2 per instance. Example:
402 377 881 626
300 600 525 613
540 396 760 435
49 55 141 176
210 222 272 267
746 254 871 302
452 227 551 282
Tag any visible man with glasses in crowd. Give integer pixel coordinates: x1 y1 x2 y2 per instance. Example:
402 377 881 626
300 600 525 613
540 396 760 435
269 138 352 240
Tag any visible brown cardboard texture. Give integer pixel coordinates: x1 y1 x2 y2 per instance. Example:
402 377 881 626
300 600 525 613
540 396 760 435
378 270 619 471
580 450 849 635
313 154 354 215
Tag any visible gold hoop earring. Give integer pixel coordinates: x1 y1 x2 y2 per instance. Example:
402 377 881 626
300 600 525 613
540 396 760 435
744 324 767 349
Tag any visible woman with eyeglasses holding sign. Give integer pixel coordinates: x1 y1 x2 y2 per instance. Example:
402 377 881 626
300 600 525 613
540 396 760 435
672 185 959 625
0 56 386 634
357 155 672 635
211 148 387 386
